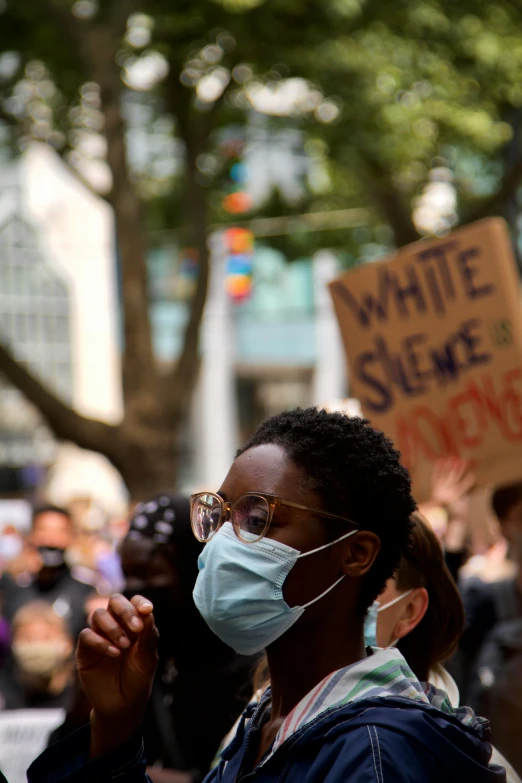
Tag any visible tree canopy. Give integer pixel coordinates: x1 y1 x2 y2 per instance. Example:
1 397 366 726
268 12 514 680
0 0 522 496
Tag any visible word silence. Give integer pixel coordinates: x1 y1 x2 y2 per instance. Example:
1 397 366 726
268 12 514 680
330 218 522 499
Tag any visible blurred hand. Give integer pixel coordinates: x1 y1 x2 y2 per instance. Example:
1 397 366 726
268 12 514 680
7 544 42 578
430 458 475 553
77 593 158 757
431 457 475 519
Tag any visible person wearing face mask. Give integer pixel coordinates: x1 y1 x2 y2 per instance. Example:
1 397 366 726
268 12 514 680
0 601 74 710
366 511 463 687
219 512 519 779
216 512 463 760
29 410 506 783
3 506 93 642
370 513 520 783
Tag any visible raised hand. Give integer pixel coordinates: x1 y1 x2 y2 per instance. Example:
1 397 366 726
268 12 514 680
430 457 475 519
430 457 475 553
77 593 159 757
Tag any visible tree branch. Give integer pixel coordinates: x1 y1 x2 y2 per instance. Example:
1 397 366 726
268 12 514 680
56 149 114 203
0 341 121 454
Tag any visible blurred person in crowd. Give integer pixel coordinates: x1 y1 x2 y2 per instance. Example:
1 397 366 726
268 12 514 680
2 536 41 583
84 591 110 624
0 601 74 710
51 493 258 782
376 514 519 782
30 410 505 783
451 482 522 705
3 505 93 640
376 513 519 782
371 512 463 687
66 498 123 592
461 486 522 777
123 494 258 779
0 525 23 666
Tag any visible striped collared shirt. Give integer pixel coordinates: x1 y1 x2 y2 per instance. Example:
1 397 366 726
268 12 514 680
269 647 482 756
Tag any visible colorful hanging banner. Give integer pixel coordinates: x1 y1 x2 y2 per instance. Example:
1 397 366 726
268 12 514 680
223 228 254 303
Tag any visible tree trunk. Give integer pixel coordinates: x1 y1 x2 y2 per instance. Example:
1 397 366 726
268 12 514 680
0 2 215 501
80 26 159 410
359 155 420 247
114 428 180 504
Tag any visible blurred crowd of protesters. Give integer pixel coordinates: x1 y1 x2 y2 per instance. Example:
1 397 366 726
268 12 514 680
0 494 257 783
0 454 521 780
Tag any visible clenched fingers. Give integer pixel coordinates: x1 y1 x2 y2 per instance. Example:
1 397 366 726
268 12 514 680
78 627 123 658
107 593 153 633
91 607 133 650
87 594 154 653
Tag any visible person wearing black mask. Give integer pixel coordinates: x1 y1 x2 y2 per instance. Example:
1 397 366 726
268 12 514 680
3 505 92 641
121 493 258 780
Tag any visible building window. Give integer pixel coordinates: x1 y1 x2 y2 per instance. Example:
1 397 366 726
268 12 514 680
0 213 73 468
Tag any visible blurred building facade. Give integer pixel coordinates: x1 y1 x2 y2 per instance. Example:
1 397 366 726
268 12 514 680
150 238 346 489
0 142 347 501
0 144 126 513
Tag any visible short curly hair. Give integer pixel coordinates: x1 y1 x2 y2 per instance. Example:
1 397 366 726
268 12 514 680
237 407 416 613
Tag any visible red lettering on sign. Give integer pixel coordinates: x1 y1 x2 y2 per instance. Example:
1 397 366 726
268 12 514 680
394 367 522 471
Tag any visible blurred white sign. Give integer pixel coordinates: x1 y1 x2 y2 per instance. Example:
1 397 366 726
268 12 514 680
0 708 65 783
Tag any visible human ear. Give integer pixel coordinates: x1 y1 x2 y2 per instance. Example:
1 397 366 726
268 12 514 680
392 588 429 641
342 531 381 578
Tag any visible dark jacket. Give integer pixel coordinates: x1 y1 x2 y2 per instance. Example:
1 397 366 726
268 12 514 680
448 577 521 705
471 616 522 777
2 568 92 641
28 696 505 783
0 662 72 711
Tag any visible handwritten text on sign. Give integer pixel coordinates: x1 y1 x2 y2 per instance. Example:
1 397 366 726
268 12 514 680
329 219 522 499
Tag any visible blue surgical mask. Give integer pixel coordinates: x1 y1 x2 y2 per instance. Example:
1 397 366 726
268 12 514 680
363 601 379 648
193 521 357 655
363 589 413 648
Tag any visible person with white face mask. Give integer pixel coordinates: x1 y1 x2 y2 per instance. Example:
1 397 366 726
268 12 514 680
366 511 458 685
0 601 74 710
28 410 507 783
369 513 520 783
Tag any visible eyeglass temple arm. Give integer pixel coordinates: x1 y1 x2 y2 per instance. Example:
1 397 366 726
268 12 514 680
280 499 358 527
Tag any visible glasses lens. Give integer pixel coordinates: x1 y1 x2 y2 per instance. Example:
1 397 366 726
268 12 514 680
233 495 270 542
192 494 222 541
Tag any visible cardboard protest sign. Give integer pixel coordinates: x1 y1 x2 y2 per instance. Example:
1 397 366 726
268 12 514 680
329 218 522 501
